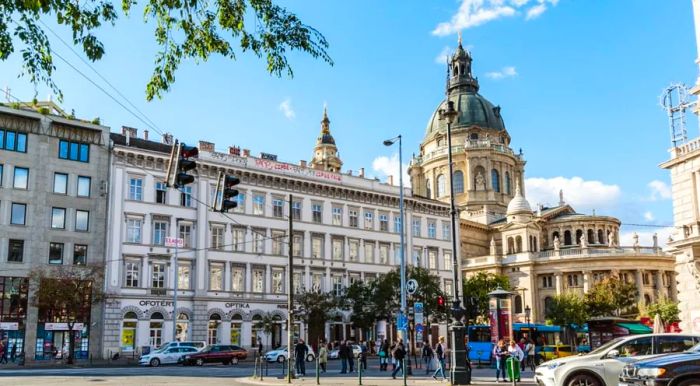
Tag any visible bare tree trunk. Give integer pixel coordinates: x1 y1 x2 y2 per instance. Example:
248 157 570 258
67 322 75 365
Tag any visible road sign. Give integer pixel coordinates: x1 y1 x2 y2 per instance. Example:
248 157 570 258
415 323 424 333
416 330 423 342
415 313 424 325
406 279 418 295
397 314 408 331
165 237 184 248
414 302 424 314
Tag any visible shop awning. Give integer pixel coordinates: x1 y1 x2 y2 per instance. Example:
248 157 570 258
616 323 652 334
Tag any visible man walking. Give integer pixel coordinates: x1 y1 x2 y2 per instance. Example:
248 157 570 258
391 342 406 379
339 341 348 374
432 336 447 381
348 340 355 373
360 341 368 370
422 343 433 374
294 339 308 376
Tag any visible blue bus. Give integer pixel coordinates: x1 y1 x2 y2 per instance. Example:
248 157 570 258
467 323 564 363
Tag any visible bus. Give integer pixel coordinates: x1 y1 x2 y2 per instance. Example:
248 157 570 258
467 323 564 363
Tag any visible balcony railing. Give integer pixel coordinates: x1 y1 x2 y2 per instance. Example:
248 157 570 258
413 141 523 166
464 245 668 267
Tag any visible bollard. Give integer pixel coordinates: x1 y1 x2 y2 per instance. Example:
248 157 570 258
316 354 320 385
358 356 363 385
260 356 264 381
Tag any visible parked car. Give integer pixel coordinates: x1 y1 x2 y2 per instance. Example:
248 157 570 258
620 342 700 386
264 345 315 362
328 345 361 359
181 344 247 366
153 341 207 353
534 333 700 386
139 346 199 367
541 344 575 361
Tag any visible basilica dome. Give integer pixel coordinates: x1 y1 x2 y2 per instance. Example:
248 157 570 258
425 92 506 136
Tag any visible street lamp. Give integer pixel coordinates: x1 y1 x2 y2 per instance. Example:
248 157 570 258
383 135 409 383
437 100 469 385
524 305 531 327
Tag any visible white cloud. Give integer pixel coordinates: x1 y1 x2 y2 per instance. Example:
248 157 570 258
648 180 672 200
372 154 411 187
278 98 295 120
643 211 655 221
432 0 559 36
525 176 622 212
434 46 452 64
485 66 517 79
619 227 674 249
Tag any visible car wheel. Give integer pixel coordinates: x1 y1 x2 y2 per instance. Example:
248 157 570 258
566 373 601 386
277 355 285 363
231 357 239 365
196 358 204 366
150 358 160 367
678 380 700 386
306 354 314 362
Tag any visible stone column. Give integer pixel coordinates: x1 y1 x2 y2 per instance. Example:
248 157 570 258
655 270 664 300
669 271 678 300
583 270 591 292
636 270 645 302
555 273 563 295
224 263 231 292
245 263 252 292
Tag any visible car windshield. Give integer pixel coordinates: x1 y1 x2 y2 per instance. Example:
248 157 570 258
153 345 172 353
689 342 700 352
588 337 626 356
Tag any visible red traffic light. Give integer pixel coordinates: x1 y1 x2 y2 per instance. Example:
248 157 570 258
438 296 445 306
180 144 199 159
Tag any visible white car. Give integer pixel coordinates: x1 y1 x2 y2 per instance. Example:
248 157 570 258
264 345 315 362
534 333 700 386
139 346 200 367
328 345 362 359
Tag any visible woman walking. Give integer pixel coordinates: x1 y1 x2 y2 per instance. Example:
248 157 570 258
493 339 509 382
391 342 406 379
432 336 447 381
379 339 389 371
318 343 328 373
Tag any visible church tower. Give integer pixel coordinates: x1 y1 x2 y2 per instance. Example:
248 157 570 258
309 106 343 173
409 36 526 224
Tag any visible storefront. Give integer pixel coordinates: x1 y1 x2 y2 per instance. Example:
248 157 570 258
0 277 29 361
35 323 89 360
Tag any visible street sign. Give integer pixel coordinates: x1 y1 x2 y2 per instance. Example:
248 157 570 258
415 313 424 325
415 323 424 333
397 314 408 331
414 302 423 314
416 330 423 342
406 279 418 295
165 237 184 248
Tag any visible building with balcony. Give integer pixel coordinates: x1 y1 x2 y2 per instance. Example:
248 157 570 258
102 116 455 357
409 39 676 324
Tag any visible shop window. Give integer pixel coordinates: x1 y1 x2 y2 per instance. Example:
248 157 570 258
208 314 221 345
231 314 243 346
176 313 189 342
149 313 164 348
121 312 138 351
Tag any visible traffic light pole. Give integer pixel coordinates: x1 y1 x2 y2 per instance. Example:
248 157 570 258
172 239 178 341
287 194 294 383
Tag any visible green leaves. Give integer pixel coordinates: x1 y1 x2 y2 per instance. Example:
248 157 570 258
462 271 511 322
0 0 332 101
645 297 680 324
584 277 639 318
545 292 589 328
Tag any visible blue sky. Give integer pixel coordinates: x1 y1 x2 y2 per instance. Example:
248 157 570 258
1 0 698 245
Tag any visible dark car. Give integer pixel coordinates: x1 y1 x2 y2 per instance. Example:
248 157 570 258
181 344 247 366
620 343 700 386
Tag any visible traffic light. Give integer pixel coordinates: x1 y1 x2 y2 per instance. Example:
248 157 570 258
437 295 445 313
166 140 199 188
214 172 240 212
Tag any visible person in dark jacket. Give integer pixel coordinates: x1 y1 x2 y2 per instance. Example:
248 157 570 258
339 341 349 373
379 339 389 371
391 342 406 379
294 339 308 376
359 341 368 370
347 340 355 373
422 343 433 374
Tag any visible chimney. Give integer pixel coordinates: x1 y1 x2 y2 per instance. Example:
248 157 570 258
198 140 215 153
359 168 365 178
162 133 174 145
300 160 307 168
242 149 250 157
229 146 241 156
388 175 394 185
143 130 149 141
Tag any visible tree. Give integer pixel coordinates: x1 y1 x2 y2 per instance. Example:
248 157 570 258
1 0 333 101
585 277 638 317
546 292 589 346
646 298 681 325
29 264 105 364
294 289 338 347
253 314 276 349
462 271 511 322
340 281 376 339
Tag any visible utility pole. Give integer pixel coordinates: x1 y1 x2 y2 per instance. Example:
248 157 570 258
287 193 294 383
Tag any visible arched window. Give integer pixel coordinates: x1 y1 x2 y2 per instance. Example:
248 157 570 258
491 169 500 192
425 179 432 199
507 237 515 254
505 172 512 195
470 133 479 140
576 229 583 245
515 236 523 253
587 229 595 244
598 229 604 244
176 312 189 342
231 314 243 346
208 313 222 345
544 297 554 317
121 312 138 352
437 175 446 197
564 230 572 246
453 171 464 194
514 295 523 314
251 314 263 347
149 312 164 348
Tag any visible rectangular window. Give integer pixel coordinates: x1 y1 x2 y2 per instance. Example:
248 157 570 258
443 251 452 271
444 280 453 296
394 215 402 234
234 192 245 213
291 201 302 220
379 243 389 264
364 211 373 230
155 182 167 204
332 238 343 260
53 173 68 194
364 241 375 264
311 236 323 258
332 275 343 297
49 242 64 264
51 207 66 229
272 198 284 218
541 275 553 289
126 219 142 243
129 177 143 200
179 223 192 248
312 203 323 223
428 222 437 239
0 164 3 186
567 274 580 287
209 263 223 291
77 176 91 197
211 226 225 250
180 186 192 207
13 167 28 189
252 230 265 254
124 261 140 287
11 203 26 225
231 266 245 292
58 140 89 162
232 228 245 251
152 263 166 288
272 269 284 294
272 230 285 255
428 249 438 270
73 244 88 265
332 206 342 226
8 239 24 262
293 233 303 257
253 194 265 215
349 209 359 228
178 264 191 290
442 222 451 241
379 214 389 232
153 221 168 245
75 210 89 231
252 269 265 293
349 239 359 262
412 247 422 267
1 130 27 152
293 272 303 294
412 218 421 237
311 272 323 292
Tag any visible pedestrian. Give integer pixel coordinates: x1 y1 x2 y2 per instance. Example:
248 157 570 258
0 341 6 365
347 340 355 373
422 343 433 374
294 339 308 376
360 341 368 371
432 336 447 381
493 339 509 382
339 341 348 373
508 339 524 382
257 337 263 358
319 343 328 373
378 339 389 371
391 342 406 379
389 340 397 371
519 338 527 371
525 339 535 371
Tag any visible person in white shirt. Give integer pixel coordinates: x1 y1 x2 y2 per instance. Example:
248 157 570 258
507 339 524 381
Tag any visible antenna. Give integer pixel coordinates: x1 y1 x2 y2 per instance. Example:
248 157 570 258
660 83 697 147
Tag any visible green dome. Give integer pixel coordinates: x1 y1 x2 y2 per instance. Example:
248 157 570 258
425 91 506 135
